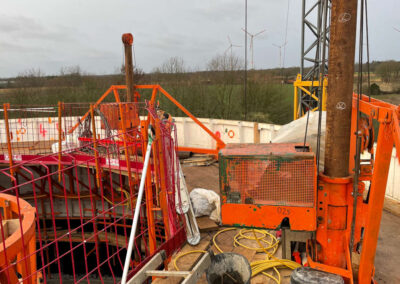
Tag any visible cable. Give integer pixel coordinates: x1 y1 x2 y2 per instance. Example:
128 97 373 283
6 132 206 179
173 227 300 283
350 0 366 255
365 0 371 101
282 0 291 69
173 250 207 271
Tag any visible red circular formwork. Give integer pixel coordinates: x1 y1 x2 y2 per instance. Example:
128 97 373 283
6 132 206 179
0 193 36 283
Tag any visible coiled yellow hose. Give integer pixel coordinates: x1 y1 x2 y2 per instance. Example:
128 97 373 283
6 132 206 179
174 227 301 284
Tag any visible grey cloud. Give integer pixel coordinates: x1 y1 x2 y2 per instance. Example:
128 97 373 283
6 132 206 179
0 0 399 77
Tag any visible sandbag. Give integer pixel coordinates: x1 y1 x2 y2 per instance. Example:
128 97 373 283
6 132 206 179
189 188 221 222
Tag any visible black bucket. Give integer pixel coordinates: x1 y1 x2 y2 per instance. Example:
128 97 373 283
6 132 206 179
206 252 252 284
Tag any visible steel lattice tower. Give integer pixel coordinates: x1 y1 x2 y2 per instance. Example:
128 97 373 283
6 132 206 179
298 0 331 116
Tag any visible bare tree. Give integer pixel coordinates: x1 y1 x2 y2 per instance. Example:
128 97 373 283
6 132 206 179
60 65 82 76
155 57 186 74
207 53 244 119
207 53 243 72
16 68 46 88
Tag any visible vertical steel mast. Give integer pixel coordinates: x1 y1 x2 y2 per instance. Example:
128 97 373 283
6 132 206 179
122 33 135 102
298 0 331 116
324 0 358 177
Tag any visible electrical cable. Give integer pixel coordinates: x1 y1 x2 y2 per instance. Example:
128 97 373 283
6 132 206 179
282 0 291 69
350 0 365 255
316 0 329 173
365 0 371 101
174 228 300 283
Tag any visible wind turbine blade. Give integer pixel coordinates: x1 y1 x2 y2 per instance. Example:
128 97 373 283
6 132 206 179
227 35 232 45
254 29 267 37
224 46 231 54
232 44 242 48
241 28 252 36
394 27 400 33
272 43 280 48
282 41 288 46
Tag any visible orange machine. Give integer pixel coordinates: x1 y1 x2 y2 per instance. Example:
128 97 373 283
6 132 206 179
220 143 317 231
306 94 400 283
218 94 400 283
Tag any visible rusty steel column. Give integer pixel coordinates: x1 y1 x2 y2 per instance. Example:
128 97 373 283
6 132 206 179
324 0 358 177
122 33 134 102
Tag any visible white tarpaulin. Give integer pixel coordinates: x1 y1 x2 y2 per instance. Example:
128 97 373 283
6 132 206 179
272 111 326 170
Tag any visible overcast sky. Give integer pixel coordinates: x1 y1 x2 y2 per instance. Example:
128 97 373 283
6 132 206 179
0 0 399 77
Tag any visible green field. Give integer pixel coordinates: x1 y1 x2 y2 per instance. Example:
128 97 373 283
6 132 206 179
1 61 399 126
0 76 294 125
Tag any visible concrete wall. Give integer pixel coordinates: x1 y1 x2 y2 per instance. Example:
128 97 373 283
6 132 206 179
1 116 399 202
172 117 281 149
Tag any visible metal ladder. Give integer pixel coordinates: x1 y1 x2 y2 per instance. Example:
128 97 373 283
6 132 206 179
127 250 211 284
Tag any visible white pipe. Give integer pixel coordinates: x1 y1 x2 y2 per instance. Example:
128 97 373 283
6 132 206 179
121 138 153 284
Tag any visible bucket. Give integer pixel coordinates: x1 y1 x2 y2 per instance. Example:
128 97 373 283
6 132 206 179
206 252 252 284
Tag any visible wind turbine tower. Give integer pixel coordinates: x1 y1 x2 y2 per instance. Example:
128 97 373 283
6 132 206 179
272 42 288 69
225 36 241 69
242 28 266 69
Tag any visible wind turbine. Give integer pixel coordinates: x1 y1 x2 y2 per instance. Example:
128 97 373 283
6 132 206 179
225 36 241 69
272 42 288 69
242 28 266 69
394 27 400 33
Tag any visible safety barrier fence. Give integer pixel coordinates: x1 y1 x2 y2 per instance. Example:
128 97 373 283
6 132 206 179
1 108 399 203
0 102 186 283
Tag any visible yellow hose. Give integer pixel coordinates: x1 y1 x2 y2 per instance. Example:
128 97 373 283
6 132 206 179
173 227 300 284
173 250 207 271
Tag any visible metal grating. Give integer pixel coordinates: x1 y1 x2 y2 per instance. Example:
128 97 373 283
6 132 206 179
224 157 315 207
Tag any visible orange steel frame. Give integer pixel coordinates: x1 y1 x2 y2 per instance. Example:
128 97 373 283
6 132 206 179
1 84 216 263
308 94 400 283
68 85 226 156
0 98 186 282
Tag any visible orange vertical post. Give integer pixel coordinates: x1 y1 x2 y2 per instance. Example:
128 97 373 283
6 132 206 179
58 102 63 181
154 117 171 240
90 104 101 187
112 88 133 190
3 104 13 176
358 122 394 282
140 120 157 253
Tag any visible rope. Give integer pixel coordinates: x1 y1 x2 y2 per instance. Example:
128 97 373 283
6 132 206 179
282 0 291 69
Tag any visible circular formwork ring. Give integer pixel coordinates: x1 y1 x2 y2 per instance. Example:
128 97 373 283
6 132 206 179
0 193 36 280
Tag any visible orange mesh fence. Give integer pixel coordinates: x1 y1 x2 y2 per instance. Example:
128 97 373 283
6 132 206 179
221 154 315 207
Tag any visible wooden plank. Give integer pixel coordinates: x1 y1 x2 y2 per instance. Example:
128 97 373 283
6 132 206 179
232 246 257 263
196 217 218 232
254 122 260 143
212 229 238 253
